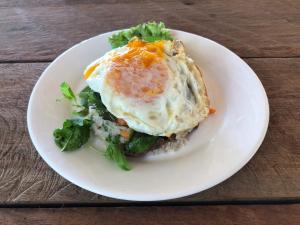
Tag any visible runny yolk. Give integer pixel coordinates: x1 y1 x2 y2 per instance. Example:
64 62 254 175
107 39 168 102
112 39 165 67
83 40 165 80
83 39 168 102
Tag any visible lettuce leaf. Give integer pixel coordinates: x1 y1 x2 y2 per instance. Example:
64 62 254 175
53 118 92 151
108 21 173 48
60 82 76 101
105 136 130 171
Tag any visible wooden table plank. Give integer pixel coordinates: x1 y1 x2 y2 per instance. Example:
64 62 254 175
0 58 299 204
1 204 300 225
1 0 300 61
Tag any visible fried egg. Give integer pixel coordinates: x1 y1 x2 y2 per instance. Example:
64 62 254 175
84 39 209 137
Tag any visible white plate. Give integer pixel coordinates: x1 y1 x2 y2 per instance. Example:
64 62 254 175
27 30 269 201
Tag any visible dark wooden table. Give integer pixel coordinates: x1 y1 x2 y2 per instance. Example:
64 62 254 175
1 0 300 224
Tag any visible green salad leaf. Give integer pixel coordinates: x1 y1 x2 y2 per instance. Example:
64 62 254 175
78 86 105 116
108 21 173 48
105 136 130 171
60 82 76 101
125 132 159 154
53 118 92 151
79 86 116 121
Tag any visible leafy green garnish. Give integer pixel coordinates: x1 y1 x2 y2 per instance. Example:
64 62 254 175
59 82 85 115
79 86 116 121
125 132 158 154
79 86 105 114
53 118 92 151
60 82 76 101
108 21 173 48
105 136 130 171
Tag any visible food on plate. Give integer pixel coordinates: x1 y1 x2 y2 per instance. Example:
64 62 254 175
53 22 213 170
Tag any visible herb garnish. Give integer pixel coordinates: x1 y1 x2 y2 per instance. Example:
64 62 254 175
53 118 92 151
108 21 173 48
105 136 130 171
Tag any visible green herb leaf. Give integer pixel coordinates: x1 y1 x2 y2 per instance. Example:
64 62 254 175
53 119 92 151
60 82 76 101
105 136 130 171
79 86 116 121
72 107 89 117
79 86 105 113
108 21 173 48
125 132 158 154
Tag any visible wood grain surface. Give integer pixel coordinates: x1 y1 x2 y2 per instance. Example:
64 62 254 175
1 204 300 225
1 4 300 225
0 58 299 204
1 0 300 62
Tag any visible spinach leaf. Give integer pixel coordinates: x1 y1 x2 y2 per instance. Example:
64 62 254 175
108 21 173 48
105 136 130 171
125 132 158 154
60 82 76 101
79 86 105 114
79 86 116 121
53 118 92 151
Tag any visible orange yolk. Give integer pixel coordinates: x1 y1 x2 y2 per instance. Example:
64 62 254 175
83 40 165 80
107 40 168 102
113 39 165 67
84 39 168 102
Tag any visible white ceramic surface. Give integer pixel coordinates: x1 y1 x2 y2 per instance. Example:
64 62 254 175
27 30 269 201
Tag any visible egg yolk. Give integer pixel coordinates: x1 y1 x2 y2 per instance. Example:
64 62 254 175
83 40 165 80
112 39 165 67
107 40 169 102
